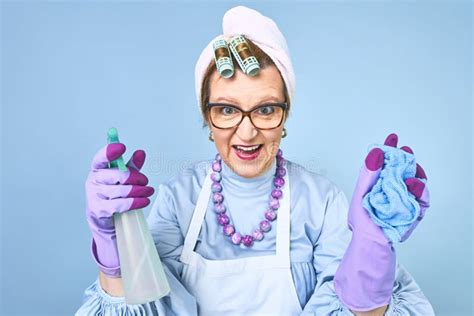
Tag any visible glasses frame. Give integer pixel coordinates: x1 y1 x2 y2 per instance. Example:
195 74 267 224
207 102 288 130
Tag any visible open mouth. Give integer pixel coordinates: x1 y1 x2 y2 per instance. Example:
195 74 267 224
232 144 264 160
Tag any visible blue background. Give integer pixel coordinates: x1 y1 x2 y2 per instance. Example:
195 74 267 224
1 1 472 315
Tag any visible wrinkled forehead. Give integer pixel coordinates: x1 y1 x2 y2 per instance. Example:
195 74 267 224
209 66 285 109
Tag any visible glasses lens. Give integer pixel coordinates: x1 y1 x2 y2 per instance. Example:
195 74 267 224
209 104 285 129
251 105 284 129
210 105 242 128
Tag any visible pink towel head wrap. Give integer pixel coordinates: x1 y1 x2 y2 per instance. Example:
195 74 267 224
194 5 296 111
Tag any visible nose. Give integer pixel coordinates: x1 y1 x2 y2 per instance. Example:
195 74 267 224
235 116 258 140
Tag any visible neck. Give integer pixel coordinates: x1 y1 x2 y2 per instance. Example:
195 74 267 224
220 158 277 184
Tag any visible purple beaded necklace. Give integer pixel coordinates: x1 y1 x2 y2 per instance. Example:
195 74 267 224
210 149 287 247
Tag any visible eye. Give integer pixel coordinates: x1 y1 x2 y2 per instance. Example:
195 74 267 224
220 106 236 115
256 105 275 115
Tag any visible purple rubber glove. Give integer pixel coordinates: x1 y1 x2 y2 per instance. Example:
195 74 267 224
85 143 154 278
334 133 430 312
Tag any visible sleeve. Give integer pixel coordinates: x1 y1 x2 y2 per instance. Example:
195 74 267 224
300 191 435 315
146 183 199 314
75 183 198 316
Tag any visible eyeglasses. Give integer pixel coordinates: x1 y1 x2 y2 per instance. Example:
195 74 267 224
207 102 287 130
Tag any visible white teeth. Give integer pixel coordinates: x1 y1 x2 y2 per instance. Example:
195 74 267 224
236 145 260 151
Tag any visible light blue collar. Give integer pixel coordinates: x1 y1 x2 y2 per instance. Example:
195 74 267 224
220 157 277 190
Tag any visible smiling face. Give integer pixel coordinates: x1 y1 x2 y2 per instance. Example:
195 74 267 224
207 66 287 178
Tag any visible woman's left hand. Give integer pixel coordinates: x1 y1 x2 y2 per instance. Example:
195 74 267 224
347 132 430 244
334 133 430 312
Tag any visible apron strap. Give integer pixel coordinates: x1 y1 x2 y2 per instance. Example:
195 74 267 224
180 162 291 266
180 166 213 264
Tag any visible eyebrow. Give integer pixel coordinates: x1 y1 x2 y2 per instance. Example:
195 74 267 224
213 96 282 104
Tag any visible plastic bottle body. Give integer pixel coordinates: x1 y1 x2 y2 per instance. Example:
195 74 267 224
114 209 170 304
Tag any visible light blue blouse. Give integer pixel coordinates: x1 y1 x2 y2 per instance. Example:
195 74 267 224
76 158 434 315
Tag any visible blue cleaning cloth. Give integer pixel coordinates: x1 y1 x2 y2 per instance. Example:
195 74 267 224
362 144 421 243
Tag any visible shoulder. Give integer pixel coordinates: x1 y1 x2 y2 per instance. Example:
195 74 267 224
165 159 210 185
284 160 350 248
149 159 211 225
286 159 345 208
157 159 211 203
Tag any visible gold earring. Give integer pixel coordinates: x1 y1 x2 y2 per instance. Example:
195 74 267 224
208 130 214 142
282 128 287 138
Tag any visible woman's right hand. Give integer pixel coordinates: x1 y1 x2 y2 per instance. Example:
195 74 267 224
85 143 155 278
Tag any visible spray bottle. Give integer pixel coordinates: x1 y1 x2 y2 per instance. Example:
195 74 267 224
107 127 170 304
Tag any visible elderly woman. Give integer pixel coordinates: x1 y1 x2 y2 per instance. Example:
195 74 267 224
76 6 434 316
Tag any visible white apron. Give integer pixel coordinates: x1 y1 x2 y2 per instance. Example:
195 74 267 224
179 166 303 316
